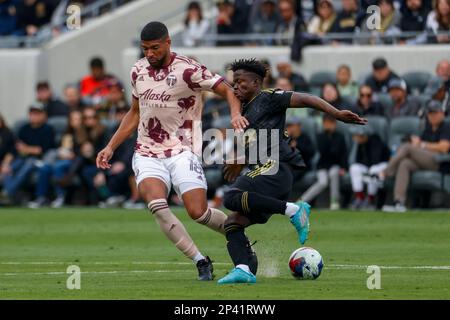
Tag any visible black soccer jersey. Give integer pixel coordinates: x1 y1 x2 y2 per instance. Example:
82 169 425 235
240 88 306 168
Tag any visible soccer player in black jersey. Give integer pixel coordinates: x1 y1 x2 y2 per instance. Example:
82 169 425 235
218 59 367 284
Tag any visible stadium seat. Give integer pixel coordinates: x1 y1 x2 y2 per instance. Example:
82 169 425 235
411 170 443 191
309 71 336 86
388 116 422 150
365 116 389 143
48 116 68 145
402 71 432 95
376 93 394 111
308 71 336 96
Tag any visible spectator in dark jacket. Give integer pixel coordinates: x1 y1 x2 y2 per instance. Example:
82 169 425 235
95 106 135 208
299 114 348 210
16 0 56 36
0 0 19 35
349 126 391 210
365 57 401 93
351 85 386 116
330 0 361 43
400 0 429 32
387 78 421 118
1 103 55 203
216 0 243 46
276 61 309 92
36 81 70 118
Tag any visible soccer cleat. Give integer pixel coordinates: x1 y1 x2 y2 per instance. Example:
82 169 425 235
196 256 214 281
290 201 311 245
217 267 256 284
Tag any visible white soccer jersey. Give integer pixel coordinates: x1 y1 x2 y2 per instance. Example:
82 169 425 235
130 53 224 158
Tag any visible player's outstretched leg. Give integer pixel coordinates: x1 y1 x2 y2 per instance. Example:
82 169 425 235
148 199 214 280
218 214 256 284
286 201 311 245
224 188 312 245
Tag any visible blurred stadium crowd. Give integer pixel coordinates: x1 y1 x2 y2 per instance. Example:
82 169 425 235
0 0 449 211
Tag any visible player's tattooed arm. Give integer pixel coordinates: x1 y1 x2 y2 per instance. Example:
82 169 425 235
213 81 249 131
289 92 368 125
96 97 140 169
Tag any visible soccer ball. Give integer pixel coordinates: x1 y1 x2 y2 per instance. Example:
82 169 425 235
289 247 323 280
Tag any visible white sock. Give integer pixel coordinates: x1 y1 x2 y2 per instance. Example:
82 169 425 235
236 264 251 274
285 202 299 217
193 252 206 264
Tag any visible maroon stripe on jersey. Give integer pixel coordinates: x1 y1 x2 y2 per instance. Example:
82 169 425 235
211 77 225 90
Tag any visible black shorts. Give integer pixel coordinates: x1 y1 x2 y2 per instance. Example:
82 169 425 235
231 160 295 224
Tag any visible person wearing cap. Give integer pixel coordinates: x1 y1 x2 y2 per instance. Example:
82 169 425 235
388 78 421 118
364 57 401 93
0 103 55 204
349 125 391 210
380 100 450 212
36 81 70 118
298 114 348 210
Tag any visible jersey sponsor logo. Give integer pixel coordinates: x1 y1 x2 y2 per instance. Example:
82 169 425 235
140 89 171 103
166 73 177 87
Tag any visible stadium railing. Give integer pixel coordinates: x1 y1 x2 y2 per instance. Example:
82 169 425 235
177 31 450 47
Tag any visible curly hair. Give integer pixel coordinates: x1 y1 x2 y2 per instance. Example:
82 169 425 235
229 58 267 80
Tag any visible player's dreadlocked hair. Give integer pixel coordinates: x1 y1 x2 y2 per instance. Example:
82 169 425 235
230 58 267 80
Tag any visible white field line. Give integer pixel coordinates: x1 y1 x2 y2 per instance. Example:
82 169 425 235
0 262 450 277
0 261 450 269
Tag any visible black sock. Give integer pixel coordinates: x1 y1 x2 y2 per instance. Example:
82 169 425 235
244 191 286 215
226 229 250 268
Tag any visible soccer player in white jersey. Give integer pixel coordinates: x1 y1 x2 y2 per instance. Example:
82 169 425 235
96 21 248 280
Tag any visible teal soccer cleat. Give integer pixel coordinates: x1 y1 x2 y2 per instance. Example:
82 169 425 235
290 201 311 245
217 267 256 284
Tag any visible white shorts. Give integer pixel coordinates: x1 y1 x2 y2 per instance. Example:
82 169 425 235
131 151 207 197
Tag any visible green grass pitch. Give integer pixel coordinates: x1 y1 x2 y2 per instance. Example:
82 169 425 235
0 207 449 299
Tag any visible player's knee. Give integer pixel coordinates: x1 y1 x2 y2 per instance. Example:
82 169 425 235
186 205 206 220
223 189 242 212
